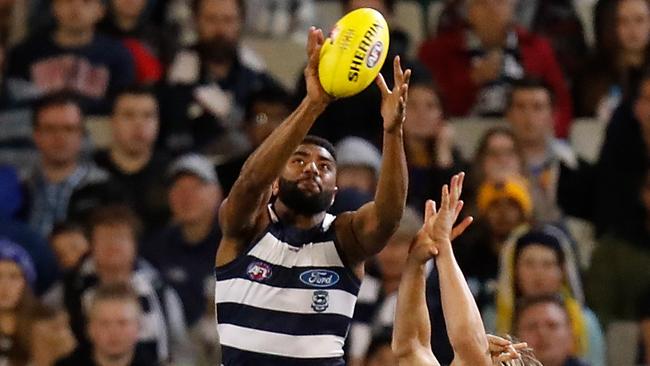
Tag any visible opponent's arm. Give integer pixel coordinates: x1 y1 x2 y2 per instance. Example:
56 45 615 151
339 56 410 265
219 28 331 241
392 175 473 366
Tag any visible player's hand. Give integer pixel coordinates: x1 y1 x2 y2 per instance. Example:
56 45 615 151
376 56 411 133
304 27 334 107
487 334 529 363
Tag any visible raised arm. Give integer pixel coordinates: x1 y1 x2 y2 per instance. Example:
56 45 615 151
338 56 410 266
394 173 524 366
218 28 331 253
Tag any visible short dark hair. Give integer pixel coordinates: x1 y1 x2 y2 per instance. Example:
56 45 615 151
112 85 158 113
301 135 337 162
244 84 291 123
515 294 568 328
90 282 141 314
88 204 142 240
49 220 86 241
506 78 555 111
192 0 245 19
31 92 83 129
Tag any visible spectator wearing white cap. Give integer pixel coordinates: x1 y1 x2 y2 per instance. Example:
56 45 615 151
330 137 381 214
142 154 222 329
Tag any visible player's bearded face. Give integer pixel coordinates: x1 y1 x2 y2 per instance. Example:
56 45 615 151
278 177 335 215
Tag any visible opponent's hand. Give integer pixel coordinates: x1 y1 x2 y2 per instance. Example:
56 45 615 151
487 334 529 364
304 27 333 107
376 56 411 133
409 173 473 264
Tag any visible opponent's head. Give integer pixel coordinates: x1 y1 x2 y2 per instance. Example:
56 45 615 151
274 136 338 216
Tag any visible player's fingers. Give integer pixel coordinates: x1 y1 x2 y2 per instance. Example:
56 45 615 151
375 73 390 97
451 216 473 241
393 55 404 86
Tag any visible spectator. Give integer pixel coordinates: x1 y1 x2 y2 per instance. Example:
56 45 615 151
419 0 573 138
0 165 58 294
515 296 590 366
93 86 170 236
579 72 650 236
22 93 115 237
330 137 379 214
4 0 135 114
587 165 650 329
30 305 77 366
64 205 190 365
575 0 650 119
56 283 159 366
470 127 526 189
348 208 422 366
98 0 169 83
402 69 466 212
435 0 588 83
142 154 222 328
505 79 584 223
454 177 532 310
0 239 40 366
42 221 89 308
161 0 280 154
216 83 292 194
491 227 605 366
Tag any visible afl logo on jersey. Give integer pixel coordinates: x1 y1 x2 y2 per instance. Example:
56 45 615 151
247 261 272 282
300 269 340 288
311 290 329 313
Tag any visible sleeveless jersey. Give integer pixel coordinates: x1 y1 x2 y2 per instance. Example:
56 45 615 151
215 205 361 365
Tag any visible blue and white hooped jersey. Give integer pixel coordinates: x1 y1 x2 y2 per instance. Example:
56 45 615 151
215 205 361 365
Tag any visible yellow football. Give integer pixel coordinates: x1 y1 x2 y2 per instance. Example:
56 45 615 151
319 8 390 98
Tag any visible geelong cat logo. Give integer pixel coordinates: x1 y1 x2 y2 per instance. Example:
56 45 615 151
311 290 329 312
300 270 340 288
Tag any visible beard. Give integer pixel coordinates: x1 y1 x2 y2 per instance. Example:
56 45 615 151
197 36 238 64
277 177 335 216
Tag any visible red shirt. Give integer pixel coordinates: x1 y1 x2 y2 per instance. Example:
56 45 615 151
418 26 573 138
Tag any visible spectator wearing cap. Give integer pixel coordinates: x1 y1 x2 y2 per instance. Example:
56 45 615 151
486 227 605 366
454 177 532 311
402 69 467 214
0 239 41 366
330 137 380 214
93 86 171 237
142 154 222 329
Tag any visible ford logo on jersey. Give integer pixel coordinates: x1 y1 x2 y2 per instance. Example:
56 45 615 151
300 269 340 288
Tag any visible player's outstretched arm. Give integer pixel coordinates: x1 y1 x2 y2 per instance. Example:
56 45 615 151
218 28 332 253
338 56 410 265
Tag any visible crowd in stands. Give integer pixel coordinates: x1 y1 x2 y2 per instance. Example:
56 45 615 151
0 0 650 365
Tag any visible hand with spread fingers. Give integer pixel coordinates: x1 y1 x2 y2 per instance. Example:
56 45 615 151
304 26 334 107
409 173 473 264
487 334 529 364
376 55 411 133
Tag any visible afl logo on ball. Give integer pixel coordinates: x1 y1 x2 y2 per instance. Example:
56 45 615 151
247 261 272 282
366 41 383 68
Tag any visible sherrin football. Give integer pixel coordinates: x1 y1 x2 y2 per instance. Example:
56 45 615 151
318 8 390 98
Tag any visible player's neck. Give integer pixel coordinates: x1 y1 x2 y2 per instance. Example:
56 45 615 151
273 200 326 230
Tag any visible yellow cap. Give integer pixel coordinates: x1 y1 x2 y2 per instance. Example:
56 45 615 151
477 177 532 218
